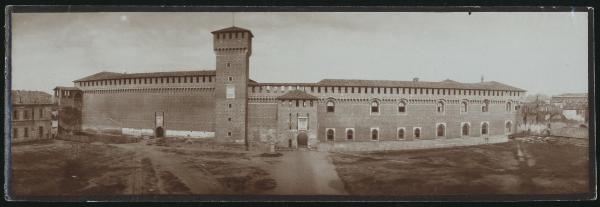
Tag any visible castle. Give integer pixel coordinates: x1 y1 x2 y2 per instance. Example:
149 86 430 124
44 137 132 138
54 26 526 151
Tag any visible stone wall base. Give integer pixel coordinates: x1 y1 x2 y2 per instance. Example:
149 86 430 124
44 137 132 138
316 136 508 152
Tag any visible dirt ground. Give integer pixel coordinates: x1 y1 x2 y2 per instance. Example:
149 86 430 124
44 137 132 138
9 138 281 198
9 135 591 198
331 136 590 196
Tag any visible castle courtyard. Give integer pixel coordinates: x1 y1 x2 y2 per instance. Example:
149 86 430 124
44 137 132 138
9 134 588 199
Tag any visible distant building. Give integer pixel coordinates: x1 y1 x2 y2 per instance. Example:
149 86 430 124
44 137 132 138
56 26 526 150
551 93 588 122
11 90 54 143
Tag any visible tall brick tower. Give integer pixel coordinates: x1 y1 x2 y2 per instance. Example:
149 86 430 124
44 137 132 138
212 26 253 145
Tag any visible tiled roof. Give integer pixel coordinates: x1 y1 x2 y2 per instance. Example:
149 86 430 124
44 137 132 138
317 79 526 91
252 79 525 91
74 70 216 82
277 90 319 100
211 26 254 37
12 90 53 105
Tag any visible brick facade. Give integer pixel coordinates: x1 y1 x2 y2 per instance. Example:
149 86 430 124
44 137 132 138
12 91 53 143
59 26 527 151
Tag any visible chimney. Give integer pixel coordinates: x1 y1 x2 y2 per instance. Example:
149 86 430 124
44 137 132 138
413 77 419 82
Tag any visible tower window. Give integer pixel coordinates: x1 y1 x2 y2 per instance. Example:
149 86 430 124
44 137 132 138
227 132 232 137
228 76 233 82
506 102 512 112
226 63 231 68
461 101 468 113
228 103 232 108
228 117 232 122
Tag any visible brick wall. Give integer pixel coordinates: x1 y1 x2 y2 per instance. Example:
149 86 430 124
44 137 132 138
247 100 278 143
81 88 215 134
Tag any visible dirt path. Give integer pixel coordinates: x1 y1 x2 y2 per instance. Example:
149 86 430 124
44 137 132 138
262 149 348 195
112 143 226 195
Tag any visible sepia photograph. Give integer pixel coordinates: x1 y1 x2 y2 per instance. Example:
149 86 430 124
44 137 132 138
4 7 595 201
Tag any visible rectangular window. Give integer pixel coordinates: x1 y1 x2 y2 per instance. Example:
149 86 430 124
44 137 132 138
24 127 28 137
39 108 43 118
311 86 314 93
226 85 235 99
13 110 18 120
14 128 18 138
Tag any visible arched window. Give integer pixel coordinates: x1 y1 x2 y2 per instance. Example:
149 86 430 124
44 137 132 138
326 100 335 113
346 129 354 140
462 123 470 136
437 101 445 113
371 128 379 140
326 129 335 141
481 122 489 135
371 101 379 113
506 102 512 112
461 101 468 113
482 100 490 112
437 124 445 137
506 121 512 133
414 128 421 139
398 101 407 113
397 128 405 139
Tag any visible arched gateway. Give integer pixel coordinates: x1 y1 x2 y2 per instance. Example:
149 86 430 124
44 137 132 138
155 127 165 138
297 132 308 148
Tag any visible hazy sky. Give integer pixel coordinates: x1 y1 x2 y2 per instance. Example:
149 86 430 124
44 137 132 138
11 12 588 95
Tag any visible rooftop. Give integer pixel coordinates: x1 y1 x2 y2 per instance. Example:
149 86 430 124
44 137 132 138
74 70 216 82
211 26 254 37
74 70 525 92
553 93 588 98
252 78 526 92
12 90 53 105
277 90 319 100
54 86 80 91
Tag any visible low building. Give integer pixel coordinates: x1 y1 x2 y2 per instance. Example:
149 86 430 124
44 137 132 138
551 93 588 122
11 90 54 143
